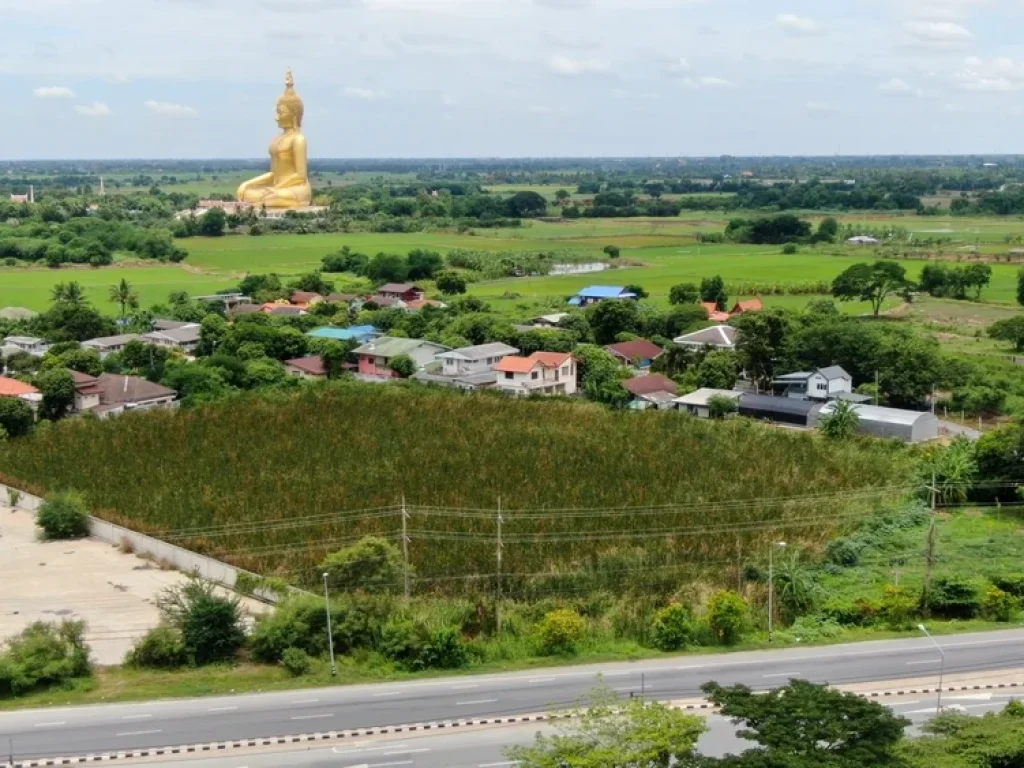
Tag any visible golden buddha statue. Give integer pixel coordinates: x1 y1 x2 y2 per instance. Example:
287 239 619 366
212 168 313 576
237 69 312 209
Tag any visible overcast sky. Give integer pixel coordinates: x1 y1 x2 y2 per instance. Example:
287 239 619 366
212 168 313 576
2 0 1023 159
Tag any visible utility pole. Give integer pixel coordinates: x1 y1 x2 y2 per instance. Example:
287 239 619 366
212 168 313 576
874 370 880 406
401 495 410 600
496 496 504 634
922 473 938 617
768 541 786 643
322 572 336 677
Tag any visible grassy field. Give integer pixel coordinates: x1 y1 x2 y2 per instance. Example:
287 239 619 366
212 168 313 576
0 384 908 590
3 213 1024 315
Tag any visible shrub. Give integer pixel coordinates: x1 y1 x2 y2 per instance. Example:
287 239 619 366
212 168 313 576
821 598 878 627
706 590 748 645
419 627 468 670
157 578 245 666
379 620 424 667
825 537 861 567
6 487 21 508
981 587 1019 622
125 626 188 669
281 647 313 677
537 609 586 656
991 574 1024 598
0 620 92 697
879 585 917 630
320 536 406 594
650 603 695 651
36 491 90 540
782 243 799 255
928 576 982 620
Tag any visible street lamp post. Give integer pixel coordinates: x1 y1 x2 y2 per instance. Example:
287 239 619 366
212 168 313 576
768 541 787 643
323 572 337 677
918 624 945 715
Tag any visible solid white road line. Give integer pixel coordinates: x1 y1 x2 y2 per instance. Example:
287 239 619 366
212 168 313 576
291 698 320 704
762 672 801 678
291 713 334 720
479 762 520 767
373 691 402 697
457 699 498 706
208 706 238 712
116 729 162 737
385 748 431 755
33 722 66 728
366 761 413 767
906 660 941 665
121 714 153 720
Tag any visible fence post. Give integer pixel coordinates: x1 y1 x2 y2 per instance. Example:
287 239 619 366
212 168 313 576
496 496 503 634
401 495 410 600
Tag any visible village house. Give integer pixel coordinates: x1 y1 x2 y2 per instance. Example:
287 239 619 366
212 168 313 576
266 305 307 317
141 324 201 354
568 286 637 307
526 313 569 328
2 336 49 357
352 337 452 379
377 283 425 302
307 325 380 344
227 303 263 318
284 355 355 379
0 376 42 408
82 333 141 360
290 291 324 308
673 325 739 351
773 366 857 402
674 388 742 419
70 373 177 417
729 298 764 316
152 319 197 332
624 373 678 410
701 302 731 323
495 351 577 397
605 339 664 371
413 342 520 391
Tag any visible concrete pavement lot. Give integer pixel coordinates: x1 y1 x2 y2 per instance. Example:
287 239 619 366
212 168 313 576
0 505 263 665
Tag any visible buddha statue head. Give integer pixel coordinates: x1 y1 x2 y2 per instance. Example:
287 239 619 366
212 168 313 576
276 69 305 131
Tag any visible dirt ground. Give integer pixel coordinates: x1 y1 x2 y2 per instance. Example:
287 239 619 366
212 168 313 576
0 505 265 666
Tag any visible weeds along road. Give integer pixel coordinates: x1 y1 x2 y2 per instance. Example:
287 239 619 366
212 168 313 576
3 628 1024 763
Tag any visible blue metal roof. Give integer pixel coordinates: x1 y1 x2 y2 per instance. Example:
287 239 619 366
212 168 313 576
576 286 632 298
308 325 379 341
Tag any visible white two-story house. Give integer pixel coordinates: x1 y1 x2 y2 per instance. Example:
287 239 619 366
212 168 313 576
495 352 577 397
773 366 853 401
411 343 520 391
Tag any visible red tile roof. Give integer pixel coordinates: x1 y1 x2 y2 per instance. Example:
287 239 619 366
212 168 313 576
530 351 573 368
286 356 327 376
623 373 678 397
731 297 764 314
0 376 39 397
605 339 664 362
291 291 322 305
495 356 540 374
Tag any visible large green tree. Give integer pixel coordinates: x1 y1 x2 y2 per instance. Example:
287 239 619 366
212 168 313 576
733 309 793 391
35 368 76 421
505 687 706 768
900 705 1024 767
702 679 909 768
831 261 913 316
0 397 34 438
586 299 641 345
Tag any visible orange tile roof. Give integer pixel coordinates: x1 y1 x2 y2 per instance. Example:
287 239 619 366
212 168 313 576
732 297 764 313
495 356 539 374
530 351 573 368
0 376 39 397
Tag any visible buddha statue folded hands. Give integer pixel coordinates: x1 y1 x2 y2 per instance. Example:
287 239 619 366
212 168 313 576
237 69 313 209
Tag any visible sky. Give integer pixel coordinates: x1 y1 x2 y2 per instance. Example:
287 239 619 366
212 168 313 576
2 0 1023 159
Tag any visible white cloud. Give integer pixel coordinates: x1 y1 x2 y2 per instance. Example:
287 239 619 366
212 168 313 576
662 57 691 76
878 77 922 96
954 56 1024 92
534 0 591 7
904 20 973 46
33 86 75 99
344 86 388 100
144 100 198 116
776 13 822 35
805 101 837 114
548 54 610 76
683 75 737 89
74 101 111 117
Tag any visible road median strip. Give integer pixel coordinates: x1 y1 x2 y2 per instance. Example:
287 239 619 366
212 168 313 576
11 680 1024 767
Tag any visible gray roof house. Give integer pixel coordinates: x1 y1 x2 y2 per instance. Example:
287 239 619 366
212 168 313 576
82 333 141 359
141 324 201 353
673 325 738 351
412 342 520 391
814 402 939 444
773 366 858 402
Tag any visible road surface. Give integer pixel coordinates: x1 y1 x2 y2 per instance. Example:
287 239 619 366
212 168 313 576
2 628 1023 762
87 690 1024 768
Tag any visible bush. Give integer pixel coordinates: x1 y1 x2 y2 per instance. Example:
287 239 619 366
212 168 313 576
419 627 468 670
321 536 406 594
36 491 90 540
379 619 424 667
6 487 21 508
125 626 188 669
706 590 748 645
537 609 586 656
825 537 861 567
0 620 92 697
879 585 918 630
991 574 1024 598
981 587 1019 622
281 647 313 677
820 598 878 627
782 243 799 255
157 578 246 666
650 603 695 651
928 576 982 620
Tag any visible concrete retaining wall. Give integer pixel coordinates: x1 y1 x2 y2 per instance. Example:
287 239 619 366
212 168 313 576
1 482 289 604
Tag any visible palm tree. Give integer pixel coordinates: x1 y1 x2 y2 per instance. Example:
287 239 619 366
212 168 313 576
108 278 139 319
818 399 861 440
50 281 86 305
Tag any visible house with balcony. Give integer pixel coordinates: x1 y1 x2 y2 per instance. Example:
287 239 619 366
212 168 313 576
2 336 49 357
773 366 855 402
352 337 451 379
141 324 201 354
413 342 520 391
82 333 141 360
495 352 577 397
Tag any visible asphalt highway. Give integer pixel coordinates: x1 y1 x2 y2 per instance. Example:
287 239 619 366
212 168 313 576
84 690 1024 768
3 628 1024 762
